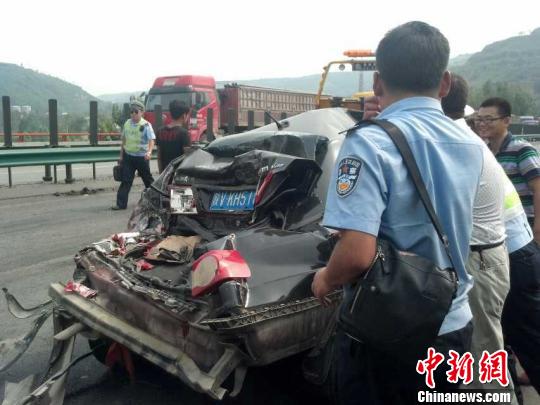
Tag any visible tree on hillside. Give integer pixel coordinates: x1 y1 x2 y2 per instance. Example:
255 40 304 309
59 114 88 133
112 104 124 128
469 81 537 116
99 116 120 133
18 113 48 132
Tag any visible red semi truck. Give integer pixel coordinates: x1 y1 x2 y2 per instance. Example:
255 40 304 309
143 75 317 142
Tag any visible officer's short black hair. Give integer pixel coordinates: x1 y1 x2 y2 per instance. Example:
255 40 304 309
442 74 469 119
169 100 190 120
376 21 450 93
479 97 512 117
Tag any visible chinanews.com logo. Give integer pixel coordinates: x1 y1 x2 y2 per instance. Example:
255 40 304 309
417 391 512 404
415 348 513 404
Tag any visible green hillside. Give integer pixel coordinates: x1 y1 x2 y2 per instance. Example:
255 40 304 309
455 28 540 110
0 63 104 114
457 28 540 87
449 53 472 68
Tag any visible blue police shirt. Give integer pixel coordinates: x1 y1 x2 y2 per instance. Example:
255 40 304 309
323 97 484 335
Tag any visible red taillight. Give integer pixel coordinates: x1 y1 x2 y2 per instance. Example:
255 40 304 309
191 250 251 297
255 171 274 205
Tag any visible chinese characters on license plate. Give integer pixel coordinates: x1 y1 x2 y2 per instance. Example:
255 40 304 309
170 187 197 214
210 190 256 211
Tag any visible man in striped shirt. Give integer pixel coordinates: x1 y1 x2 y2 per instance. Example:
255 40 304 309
477 97 540 243
478 97 540 393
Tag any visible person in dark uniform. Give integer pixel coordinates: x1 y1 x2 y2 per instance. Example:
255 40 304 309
156 100 191 173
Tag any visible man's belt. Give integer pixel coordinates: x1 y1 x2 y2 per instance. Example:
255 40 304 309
470 239 505 252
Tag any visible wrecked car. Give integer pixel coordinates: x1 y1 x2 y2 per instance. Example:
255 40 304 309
2 108 358 403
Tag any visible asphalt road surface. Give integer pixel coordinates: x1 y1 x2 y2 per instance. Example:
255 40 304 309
0 177 539 404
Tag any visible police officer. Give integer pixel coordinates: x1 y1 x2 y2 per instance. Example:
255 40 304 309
312 21 485 403
112 100 155 210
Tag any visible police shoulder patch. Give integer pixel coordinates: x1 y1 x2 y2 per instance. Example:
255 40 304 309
336 157 363 197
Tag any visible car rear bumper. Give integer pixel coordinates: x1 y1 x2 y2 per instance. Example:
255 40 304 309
49 282 243 400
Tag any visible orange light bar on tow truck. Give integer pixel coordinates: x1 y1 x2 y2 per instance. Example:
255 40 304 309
343 49 375 58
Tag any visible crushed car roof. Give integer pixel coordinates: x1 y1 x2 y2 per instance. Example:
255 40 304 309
206 107 356 158
251 107 357 141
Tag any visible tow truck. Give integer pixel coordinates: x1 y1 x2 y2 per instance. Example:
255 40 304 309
315 49 376 113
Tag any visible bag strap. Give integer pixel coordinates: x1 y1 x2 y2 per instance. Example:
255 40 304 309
362 119 456 269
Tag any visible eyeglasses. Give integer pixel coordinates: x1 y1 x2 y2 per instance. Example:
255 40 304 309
474 116 506 124
130 109 141 114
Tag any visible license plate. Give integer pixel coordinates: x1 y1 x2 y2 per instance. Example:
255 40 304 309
210 190 256 211
170 187 197 214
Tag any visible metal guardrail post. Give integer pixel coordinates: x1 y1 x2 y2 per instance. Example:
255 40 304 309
122 103 130 124
247 110 255 130
2 96 12 147
227 108 235 135
45 99 58 184
65 164 73 183
154 104 163 131
49 99 58 146
44 99 58 182
89 101 98 146
43 165 52 182
89 101 98 180
206 108 215 141
49 99 59 183
264 111 271 125
2 96 13 186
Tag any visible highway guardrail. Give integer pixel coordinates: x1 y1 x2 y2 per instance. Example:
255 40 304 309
0 146 156 187
0 146 122 167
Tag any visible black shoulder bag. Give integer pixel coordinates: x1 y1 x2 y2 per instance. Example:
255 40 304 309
338 119 458 363
113 162 123 182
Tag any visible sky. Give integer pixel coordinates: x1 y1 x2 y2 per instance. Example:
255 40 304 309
1 0 538 96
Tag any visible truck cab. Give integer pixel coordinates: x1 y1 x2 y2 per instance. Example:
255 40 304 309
144 75 220 142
